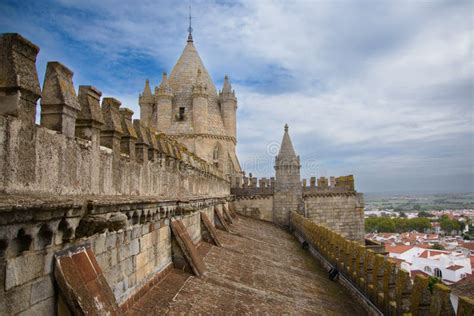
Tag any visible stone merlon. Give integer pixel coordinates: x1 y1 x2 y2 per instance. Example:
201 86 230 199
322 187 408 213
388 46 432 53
40 61 81 138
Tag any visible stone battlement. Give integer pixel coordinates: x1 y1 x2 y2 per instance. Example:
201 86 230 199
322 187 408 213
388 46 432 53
302 175 355 192
0 33 228 198
230 173 274 197
290 211 474 315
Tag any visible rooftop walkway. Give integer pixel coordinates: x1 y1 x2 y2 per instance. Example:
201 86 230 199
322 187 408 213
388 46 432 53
128 216 366 315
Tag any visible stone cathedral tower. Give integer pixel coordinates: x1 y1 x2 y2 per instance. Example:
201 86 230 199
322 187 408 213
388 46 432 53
273 124 302 226
139 30 241 177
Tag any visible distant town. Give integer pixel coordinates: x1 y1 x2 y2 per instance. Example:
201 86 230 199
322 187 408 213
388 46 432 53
365 192 474 303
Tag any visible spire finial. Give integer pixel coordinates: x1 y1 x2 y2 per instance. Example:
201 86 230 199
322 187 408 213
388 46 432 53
187 5 194 43
284 123 289 132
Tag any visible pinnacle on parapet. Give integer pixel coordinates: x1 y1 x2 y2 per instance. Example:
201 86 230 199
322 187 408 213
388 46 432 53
222 75 232 94
192 68 208 96
276 123 298 163
157 72 173 95
142 79 152 97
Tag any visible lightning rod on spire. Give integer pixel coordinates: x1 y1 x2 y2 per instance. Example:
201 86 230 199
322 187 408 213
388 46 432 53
187 5 194 42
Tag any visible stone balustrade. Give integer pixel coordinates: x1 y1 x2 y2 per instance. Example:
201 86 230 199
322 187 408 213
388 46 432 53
290 211 474 315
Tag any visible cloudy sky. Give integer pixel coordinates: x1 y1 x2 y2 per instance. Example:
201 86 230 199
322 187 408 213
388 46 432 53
1 0 472 193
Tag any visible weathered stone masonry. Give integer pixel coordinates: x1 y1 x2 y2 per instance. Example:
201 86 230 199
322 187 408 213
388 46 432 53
290 211 474 315
231 125 365 242
0 33 232 315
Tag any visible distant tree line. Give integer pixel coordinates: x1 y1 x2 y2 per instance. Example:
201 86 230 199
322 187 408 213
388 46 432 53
439 215 463 235
365 215 466 235
365 217 431 233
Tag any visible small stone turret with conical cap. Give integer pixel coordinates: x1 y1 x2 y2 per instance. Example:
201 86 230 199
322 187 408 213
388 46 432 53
273 124 302 227
219 75 237 140
276 124 300 166
155 72 173 132
139 79 154 128
192 68 208 134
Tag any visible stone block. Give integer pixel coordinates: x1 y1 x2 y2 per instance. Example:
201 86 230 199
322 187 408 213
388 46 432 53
0 33 41 118
118 242 131 262
132 226 142 239
76 85 104 140
20 297 55 316
140 233 153 251
159 226 169 241
105 233 117 250
100 97 123 154
40 61 81 138
94 233 107 255
43 249 55 276
135 251 148 270
119 108 137 159
0 283 31 315
30 275 54 305
6 252 43 290
130 238 140 256
133 119 149 163
120 257 134 277
136 261 154 282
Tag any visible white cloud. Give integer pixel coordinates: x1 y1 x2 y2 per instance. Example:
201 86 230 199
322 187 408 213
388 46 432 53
1 0 472 192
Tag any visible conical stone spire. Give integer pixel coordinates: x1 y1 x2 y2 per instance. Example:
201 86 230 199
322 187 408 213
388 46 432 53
222 75 232 93
142 79 152 97
276 124 298 164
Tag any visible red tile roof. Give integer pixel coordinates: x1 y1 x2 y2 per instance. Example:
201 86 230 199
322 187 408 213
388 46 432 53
419 250 448 258
447 265 464 271
461 243 474 251
385 244 414 254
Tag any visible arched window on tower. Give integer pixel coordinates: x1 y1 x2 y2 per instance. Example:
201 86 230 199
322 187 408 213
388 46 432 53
434 268 442 279
424 266 432 274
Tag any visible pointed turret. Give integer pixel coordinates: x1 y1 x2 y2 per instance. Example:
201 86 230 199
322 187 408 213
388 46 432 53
155 72 173 132
276 124 299 164
219 75 237 140
192 68 209 134
142 79 152 97
222 75 232 94
139 79 154 128
157 72 173 96
273 124 302 227
193 68 208 96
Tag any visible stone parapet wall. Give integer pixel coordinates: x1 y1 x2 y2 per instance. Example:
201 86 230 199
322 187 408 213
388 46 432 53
0 33 229 198
0 193 228 314
290 211 474 316
304 192 364 241
302 174 355 192
232 196 273 222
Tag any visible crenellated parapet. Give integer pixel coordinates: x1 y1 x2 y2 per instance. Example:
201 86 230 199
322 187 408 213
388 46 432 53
302 175 356 196
290 211 474 315
230 173 274 198
0 33 228 197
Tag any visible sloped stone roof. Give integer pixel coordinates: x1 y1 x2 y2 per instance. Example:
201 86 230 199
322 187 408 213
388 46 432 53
167 40 226 136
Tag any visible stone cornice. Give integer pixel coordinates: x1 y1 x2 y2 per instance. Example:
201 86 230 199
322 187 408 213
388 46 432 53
303 191 357 198
169 133 237 145
234 194 273 200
